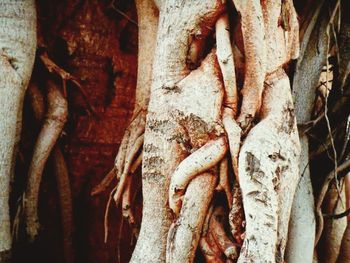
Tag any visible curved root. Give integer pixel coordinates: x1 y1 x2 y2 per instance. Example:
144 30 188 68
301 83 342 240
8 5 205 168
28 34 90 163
209 206 239 261
169 137 227 215
166 173 217 263
24 79 68 241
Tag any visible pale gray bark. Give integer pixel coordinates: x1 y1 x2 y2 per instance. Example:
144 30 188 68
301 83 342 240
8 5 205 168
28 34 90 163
0 0 36 261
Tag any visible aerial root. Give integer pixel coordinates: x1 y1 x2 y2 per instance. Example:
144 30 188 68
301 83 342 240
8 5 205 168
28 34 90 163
93 110 146 196
52 146 74 263
24 78 68 241
169 137 228 215
122 154 142 228
39 51 97 116
113 134 144 204
91 168 116 196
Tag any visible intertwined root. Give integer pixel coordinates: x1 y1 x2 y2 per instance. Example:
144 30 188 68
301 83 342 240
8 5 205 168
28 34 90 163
168 137 227 215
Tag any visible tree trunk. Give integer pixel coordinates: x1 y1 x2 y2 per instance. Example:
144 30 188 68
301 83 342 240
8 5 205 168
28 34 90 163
0 1 36 261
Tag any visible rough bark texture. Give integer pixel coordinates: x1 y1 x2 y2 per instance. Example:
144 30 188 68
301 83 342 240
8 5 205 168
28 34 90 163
131 2 225 262
0 1 36 261
238 70 300 263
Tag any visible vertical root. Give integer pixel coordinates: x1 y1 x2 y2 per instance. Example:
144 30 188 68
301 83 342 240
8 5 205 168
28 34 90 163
215 14 238 114
24 79 68 241
319 182 347 262
53 146 74 263
233 0 266 131
113 134 144 204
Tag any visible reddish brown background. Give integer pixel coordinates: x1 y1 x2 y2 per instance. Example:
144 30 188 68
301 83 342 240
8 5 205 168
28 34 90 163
11 1 139 262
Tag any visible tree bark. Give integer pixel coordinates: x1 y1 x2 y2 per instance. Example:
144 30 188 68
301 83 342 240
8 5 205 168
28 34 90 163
0 1 36 261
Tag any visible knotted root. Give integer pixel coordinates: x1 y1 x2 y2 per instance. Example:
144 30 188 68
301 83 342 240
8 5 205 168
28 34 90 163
24 79 68 241
166 173 217 263
168 137 227 215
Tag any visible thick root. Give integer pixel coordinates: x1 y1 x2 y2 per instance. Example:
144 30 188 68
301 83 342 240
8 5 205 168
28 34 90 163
233 0 266 131
24 79 68 241
215 14 237 114
337 223 350 263
338 1 350 90
166 173 217 263
169 137 227 215
285 136 316 263
237 70 300 263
